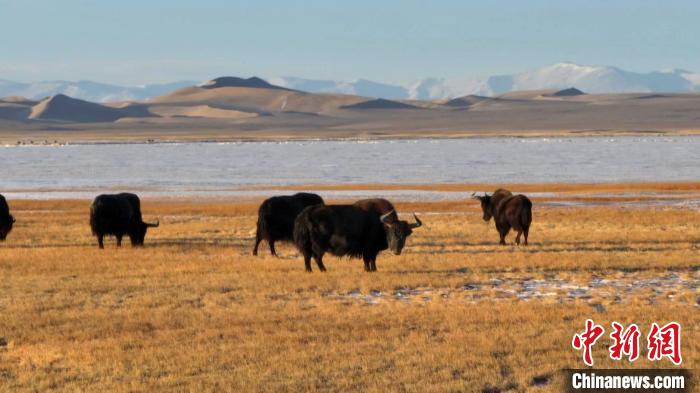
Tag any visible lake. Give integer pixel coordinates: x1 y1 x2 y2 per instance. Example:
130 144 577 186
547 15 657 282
1 136 698 199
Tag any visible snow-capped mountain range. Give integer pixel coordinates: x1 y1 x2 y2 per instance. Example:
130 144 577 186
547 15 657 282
273 63 700 100
480 63 700 95
2 63 699 102
0 79 197 103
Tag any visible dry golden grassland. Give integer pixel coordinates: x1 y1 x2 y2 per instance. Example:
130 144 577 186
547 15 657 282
1 185 699 392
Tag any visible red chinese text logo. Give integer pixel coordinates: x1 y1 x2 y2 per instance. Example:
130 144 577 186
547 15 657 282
572 320 681 366
609 322 640 362
572 319 605 366
647 322 682 365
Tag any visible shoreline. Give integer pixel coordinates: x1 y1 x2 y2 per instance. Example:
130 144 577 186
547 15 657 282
3 128 700 145
5 182 700 209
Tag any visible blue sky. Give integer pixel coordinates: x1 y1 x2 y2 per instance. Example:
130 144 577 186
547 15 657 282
1 0 698 85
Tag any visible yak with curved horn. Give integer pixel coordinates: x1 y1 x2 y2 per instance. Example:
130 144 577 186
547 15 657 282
293 201 422 272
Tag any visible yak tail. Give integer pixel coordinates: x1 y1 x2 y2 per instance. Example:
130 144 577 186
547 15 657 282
293 213 312 256
256 208 270 241
521 197 533 228
89 204 99 235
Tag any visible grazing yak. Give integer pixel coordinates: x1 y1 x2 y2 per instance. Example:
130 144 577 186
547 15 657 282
293 203 422 272
90 193 159 249
0 194 15 241
474 189 532 245
253 192 324 256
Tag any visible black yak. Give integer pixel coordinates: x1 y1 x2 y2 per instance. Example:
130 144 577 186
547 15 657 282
293 203 422 272
474 189 532 245
90 193 159 249
253 192 324 256
0 194 15 241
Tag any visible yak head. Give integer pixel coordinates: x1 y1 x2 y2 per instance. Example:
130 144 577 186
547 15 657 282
130 219 159 246
380 211 422 255
473 193 493 221
0 215 14 241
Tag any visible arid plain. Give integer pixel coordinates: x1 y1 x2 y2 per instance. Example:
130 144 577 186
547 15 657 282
3 77 700 144
1 183 699 392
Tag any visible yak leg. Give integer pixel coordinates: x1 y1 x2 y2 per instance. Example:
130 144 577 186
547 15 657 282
268 240 278 257
313 253 327 272
515 230 522 245
363 255 372 272
252 231 262 256
499 229 509 245
116 234 123 247
363 253 378 272
499 226 509 245
496 222 507 245
97 234 104 249
303 253 313 272
523 226 529 246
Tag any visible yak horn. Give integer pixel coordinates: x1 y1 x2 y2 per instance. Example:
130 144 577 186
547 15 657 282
380 210 396 224
409 213 423 228
11 216 16 223
145 219 160 228
471 192 479 199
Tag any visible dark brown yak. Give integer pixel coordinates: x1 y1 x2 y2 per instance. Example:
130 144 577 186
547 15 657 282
353 198 396 219
474 189 532 245
90 193 160 249
253 192 324 256
0 194 15 241
293 201 422 272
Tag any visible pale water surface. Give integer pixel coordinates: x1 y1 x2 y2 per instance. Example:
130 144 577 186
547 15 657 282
1 137 698 199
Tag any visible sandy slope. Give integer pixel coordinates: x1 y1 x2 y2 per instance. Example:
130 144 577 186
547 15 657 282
147 104 259 119
28 94 154 122
2 82 700 142
152 85 367 114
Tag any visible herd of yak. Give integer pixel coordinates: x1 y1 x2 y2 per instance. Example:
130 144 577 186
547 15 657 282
0 190 532 272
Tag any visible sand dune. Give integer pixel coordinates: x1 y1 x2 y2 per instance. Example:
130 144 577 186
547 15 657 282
547 87 586 97
29 94 155 122
0 102 32 121
0 96 35 121
1 96 38 105
148 104 258 119
442 95 491 107
2 76 700 140
154 83 366 114
496 89 559 100
340 98 421 110
199 76 290 90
